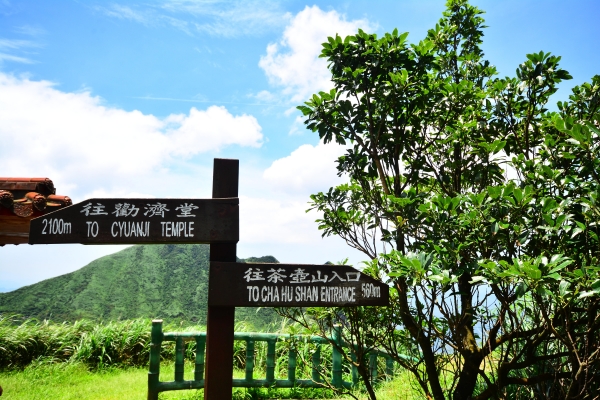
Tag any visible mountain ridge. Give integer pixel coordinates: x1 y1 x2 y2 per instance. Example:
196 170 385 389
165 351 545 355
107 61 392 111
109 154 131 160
0 244 280 327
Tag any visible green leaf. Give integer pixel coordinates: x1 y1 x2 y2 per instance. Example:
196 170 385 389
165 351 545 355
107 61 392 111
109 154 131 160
493 140 507 153
469 276 487 284
513 188 523 203
548 259 573 274
487 186 502 199
559 280 571 296
491 222 499 235
578 291 597 299
524 266 542 280
571 227 584 238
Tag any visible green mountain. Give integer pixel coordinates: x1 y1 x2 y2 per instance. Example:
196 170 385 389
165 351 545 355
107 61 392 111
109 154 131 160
0 244 280 327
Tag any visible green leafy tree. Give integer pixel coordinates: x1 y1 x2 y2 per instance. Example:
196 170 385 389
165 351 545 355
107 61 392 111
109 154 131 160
298 1 600 398
278 260 391 399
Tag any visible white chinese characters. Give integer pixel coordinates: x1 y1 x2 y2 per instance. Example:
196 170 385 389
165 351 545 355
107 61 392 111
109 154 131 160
79 202 199 219
243 267 361 284
144 203 170 217
80 203 108 216
176 203 199 217
113 203 140 217
77 201 200 239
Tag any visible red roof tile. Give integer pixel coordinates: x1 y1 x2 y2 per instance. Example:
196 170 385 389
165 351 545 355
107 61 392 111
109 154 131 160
0 178 72 245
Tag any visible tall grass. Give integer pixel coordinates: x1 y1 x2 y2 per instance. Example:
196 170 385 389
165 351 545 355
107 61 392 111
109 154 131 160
0 315 314 372
0 315 199 370
0 315 87 368
0 315 422 399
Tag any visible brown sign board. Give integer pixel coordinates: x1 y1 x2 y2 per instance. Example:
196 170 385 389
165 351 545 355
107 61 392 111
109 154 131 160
208 262 389 307
29 198 238 245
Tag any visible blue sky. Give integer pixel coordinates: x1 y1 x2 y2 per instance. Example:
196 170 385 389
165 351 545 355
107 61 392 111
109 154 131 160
1 0 599 291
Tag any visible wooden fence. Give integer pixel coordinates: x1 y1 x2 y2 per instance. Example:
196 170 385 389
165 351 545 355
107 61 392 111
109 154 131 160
147 319 401 399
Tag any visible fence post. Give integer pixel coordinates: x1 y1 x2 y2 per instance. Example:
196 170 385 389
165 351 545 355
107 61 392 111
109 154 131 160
311 344 321 383
195 336 206 382
148 319 163 400
369 353 378 383
385 356 394 380
351 350 359 387
175 337 185 382
266 339 276 384
331 325 343 388
288 346 297 384
245 340 255 382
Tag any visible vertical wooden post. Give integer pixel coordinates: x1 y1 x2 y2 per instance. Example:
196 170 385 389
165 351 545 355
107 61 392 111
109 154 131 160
331 325 343 388
312 344 321 383
288 347 297 383
245 340 255 382
195 336 206 382
385 356 394 380
351 351 359 387
266 340 276 384
174 337 185 382
369 353 378 383
204 158 238 400
147 319 163 400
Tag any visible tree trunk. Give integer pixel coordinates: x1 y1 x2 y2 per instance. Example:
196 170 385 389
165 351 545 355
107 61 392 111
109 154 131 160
453 354 483 400
396 278 446 400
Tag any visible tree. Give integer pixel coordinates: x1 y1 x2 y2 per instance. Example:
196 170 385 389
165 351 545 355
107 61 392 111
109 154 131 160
297 1 600 398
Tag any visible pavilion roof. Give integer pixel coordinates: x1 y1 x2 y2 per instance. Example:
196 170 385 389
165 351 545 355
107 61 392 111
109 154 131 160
0 178 72 245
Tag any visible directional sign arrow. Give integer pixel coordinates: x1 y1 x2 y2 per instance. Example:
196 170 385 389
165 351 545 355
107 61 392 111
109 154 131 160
28 198 238 244
208 262 389 307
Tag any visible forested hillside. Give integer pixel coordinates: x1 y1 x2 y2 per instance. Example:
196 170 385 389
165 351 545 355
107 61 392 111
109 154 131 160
0 244 280 327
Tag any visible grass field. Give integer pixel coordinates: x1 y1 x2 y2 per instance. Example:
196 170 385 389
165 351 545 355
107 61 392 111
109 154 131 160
0 316 422 399
0 361 419 399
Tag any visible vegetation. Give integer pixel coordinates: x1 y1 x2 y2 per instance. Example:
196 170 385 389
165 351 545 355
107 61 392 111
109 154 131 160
295 0 600 399
0 245 280 328
0 316 418 399
0 361 416 400
0 315 165 370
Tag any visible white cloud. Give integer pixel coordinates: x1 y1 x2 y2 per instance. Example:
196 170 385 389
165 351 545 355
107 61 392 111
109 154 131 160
0 53 33 64
284 106 297 117
287 115 305 135
253 90 277 103
13 25 47 37
0 73 363 286
0 73 263 198
163 0 290 36
240 195 315 244
263 140 346 195
259 6 374 103
0 38 37 50
238 142 364 265
98 1 290 37
103 4 151 24
167 106 263 156
0 38 39 64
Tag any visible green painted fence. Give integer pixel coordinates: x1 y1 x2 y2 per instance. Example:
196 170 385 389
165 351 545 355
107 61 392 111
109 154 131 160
147 319 400 399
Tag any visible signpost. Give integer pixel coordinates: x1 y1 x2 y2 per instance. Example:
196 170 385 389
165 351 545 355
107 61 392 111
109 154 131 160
209 262 388 307
29 198 238 245
204 158 238 400
27 158 389 400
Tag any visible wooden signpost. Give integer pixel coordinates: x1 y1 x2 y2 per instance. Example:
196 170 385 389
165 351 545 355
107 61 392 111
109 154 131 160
204 158 238 399
27 158 389 400
209 262 388 307
29 198 238 245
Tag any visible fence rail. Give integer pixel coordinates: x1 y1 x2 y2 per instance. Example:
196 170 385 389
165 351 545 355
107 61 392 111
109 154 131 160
147 319 399 399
